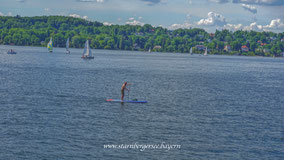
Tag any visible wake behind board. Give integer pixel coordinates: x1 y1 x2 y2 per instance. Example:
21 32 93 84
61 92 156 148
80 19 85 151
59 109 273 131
106 99 147 103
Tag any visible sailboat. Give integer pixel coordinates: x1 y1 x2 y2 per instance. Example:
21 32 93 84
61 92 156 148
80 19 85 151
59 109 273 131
190 47 193 55
7 49 17 54
81 40 94 59
203 47 208 56
66 38 70 54
47 37 53 52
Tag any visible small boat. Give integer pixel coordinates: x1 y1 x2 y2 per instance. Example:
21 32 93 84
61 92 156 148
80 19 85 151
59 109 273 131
47 37 53 52
203 47 208 56
66 38 70 54
190 47 193 55
7 49 17 54
81 40 94 59
106 99 147 103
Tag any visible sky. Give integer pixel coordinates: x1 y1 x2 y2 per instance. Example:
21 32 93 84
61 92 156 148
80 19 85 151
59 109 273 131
0 0 284 33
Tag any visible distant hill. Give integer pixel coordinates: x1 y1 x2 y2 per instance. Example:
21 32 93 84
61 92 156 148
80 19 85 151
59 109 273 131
0 15 283 57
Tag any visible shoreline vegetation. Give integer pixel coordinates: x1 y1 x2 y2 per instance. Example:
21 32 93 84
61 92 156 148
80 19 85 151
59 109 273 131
0 15 284 57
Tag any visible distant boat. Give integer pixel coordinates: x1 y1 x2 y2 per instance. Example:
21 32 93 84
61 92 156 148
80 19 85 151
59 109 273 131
66 38 70 54
81 40 94 59
190 47 193 55
203 47 208 56
7 49 17 54
47 37 53 52
106 99 147 103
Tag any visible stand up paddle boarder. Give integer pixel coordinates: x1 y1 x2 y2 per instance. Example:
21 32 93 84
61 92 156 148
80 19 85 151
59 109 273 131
121 82 129 101
105 82 147 103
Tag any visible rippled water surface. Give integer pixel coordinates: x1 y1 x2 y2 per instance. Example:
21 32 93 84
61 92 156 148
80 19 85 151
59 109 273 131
0 45 283 160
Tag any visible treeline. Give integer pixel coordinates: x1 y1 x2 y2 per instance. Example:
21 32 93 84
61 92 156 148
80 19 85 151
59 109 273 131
0 15 284 56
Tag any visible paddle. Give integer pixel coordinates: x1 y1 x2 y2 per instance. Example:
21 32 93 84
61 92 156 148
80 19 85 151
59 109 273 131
128 84 131 101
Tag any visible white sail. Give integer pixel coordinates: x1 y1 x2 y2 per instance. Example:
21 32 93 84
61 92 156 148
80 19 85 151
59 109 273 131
82 40 93 59
66 38 70 54
47 37 53 52
83 40 89 56
204 47 207 56
190 47 193 54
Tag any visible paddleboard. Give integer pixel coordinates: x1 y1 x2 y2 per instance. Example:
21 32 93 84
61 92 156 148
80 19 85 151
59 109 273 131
106 99 147 103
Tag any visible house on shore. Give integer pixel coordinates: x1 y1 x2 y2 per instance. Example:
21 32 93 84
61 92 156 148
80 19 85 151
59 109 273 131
270 37 277 41
153 45 162 50
195 45 206 51
224 45 232 52
263 48 270 53
261 43 267 46
133 43 140 50
241 45 249 52
209 33 215 38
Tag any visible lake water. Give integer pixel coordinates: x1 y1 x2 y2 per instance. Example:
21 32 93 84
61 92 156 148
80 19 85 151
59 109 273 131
0 45 283 160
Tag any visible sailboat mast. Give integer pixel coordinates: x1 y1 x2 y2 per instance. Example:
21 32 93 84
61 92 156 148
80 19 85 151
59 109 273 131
66 38 70 53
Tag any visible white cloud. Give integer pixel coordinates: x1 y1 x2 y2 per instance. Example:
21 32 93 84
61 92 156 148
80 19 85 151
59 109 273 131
232 0 284 6
103 22 113 26
126 20 144 26
197 12 226 26
264 19 284 30
69 14 81 18
223 19 284 32
168 22 192 30
0 11 12 17
210 0 284 6
69 14 88 20
223 23 243 31
208 0 229 3
223 22 263 31
241 4 257 14
126 17 144 26
243 22 263 31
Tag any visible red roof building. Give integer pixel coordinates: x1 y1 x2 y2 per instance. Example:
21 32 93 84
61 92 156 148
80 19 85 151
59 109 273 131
261 43 267 46
209 33 215 37
241 45 249 52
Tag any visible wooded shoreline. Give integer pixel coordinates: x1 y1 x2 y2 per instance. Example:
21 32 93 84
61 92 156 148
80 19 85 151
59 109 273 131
0 15 283 57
